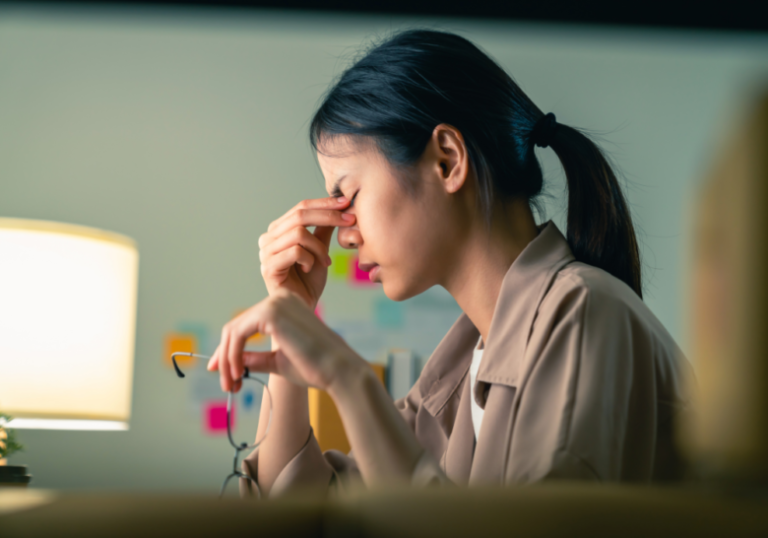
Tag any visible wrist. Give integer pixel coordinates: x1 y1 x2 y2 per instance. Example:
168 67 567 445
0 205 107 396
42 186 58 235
327 350 370 402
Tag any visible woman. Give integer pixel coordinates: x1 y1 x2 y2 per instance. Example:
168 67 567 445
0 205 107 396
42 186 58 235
207 30 691 497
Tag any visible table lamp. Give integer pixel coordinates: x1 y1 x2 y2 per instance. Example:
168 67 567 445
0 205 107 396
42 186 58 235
0 218 139 433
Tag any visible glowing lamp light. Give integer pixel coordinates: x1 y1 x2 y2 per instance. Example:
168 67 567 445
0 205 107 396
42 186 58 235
0 218 138 431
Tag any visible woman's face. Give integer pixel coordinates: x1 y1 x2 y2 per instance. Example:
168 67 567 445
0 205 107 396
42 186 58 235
318 136 467 301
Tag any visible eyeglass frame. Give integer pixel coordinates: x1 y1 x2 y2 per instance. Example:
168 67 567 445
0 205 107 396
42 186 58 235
171 352 272 499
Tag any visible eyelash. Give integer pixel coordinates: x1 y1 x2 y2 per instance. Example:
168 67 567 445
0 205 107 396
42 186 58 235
348 192 358 208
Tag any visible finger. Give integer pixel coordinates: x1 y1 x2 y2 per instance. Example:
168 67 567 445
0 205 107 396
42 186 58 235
261 227 332 266
227 326 247 392
267 208 355 240
313 225 336 249
242 350 279 374
207 349 219 371
219 330 234 392
267 196 349 233
261 245 315 279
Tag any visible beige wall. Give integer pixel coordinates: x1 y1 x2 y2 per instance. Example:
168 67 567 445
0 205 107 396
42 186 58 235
1 5 766 490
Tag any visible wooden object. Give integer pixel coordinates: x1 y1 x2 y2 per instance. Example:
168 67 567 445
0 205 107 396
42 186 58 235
309 363 385 453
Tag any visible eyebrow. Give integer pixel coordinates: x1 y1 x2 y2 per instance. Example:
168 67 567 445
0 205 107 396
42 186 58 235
329 175 347 198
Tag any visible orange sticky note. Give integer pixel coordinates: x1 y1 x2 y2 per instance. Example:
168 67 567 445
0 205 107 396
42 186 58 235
233 309 268 345
165 333 198 368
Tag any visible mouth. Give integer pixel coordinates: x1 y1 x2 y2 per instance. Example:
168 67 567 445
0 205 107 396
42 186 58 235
358 262 381 282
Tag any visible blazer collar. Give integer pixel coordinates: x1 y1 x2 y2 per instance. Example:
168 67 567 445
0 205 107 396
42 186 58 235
420 221 574 417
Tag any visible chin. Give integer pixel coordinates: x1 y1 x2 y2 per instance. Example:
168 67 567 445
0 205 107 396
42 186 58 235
382 276 430 303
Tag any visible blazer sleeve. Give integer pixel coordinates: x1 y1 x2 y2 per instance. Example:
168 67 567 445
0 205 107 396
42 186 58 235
510 273 665 482
240 380 447 498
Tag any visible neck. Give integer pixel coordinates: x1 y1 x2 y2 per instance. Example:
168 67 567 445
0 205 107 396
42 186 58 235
442 199 539 343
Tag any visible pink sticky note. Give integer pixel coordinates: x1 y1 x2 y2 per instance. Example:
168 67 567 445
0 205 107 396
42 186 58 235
314 302 324 321
205 401 233 434
350 255 377 286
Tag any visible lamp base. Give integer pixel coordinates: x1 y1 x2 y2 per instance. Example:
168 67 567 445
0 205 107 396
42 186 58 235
0 465 31 487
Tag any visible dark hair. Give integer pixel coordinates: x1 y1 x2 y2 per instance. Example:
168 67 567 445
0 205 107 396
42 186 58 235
310 29 642 298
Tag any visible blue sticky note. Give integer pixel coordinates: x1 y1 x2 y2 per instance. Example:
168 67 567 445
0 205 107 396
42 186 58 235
374 297 404 329
242 390 255 410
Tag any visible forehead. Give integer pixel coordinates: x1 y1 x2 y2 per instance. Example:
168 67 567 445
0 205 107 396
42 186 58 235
317 135 379 193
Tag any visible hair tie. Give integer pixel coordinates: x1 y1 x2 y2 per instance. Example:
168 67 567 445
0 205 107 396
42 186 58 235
531 113 557 149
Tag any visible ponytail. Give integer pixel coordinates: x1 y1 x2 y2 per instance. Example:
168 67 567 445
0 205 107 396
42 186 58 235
543 118 642 297
310 29 642 297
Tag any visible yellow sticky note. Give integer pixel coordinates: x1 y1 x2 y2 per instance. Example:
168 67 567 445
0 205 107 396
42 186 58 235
308 362 386 453
165 333 197 368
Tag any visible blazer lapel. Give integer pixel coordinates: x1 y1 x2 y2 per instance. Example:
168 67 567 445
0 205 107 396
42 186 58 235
470 222 576 484
469 383 517 484
442 373 475 485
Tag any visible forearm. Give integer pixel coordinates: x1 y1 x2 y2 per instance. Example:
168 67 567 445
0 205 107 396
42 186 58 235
254 348 311 495
329 358 424 485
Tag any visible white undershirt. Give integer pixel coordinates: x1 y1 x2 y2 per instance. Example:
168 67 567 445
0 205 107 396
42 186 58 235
469 338 485 440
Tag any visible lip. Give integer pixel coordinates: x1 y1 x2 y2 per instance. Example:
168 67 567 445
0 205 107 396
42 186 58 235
358 262 380 282
369 265 381 282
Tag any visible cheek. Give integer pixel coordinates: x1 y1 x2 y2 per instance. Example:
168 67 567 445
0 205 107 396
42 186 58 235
361 196 436 268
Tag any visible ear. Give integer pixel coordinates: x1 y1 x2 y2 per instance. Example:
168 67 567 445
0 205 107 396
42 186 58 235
427 124 469 194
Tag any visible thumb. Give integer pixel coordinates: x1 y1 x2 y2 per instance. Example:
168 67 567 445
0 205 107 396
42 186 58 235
313 225 335 248
242 350 279 374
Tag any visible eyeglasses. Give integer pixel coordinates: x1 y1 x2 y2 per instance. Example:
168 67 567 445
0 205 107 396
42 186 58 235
171 352 272 499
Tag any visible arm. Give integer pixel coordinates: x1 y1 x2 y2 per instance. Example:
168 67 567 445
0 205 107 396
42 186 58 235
219 290 429 488
328 355 424 484
210 196 354 495
252 352 310 496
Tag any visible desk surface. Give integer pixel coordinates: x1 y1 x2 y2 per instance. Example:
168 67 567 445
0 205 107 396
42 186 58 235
1 484 767 538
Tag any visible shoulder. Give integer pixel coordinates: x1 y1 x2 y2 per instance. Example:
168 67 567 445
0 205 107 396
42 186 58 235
536 261 678 358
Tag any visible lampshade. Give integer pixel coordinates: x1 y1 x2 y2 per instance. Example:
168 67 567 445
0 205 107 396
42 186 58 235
0 218 138 431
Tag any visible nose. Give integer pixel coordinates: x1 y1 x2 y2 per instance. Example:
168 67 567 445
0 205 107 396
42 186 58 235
337 226 363 250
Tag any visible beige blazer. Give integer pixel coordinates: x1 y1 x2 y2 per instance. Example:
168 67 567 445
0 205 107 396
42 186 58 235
242 222 693 496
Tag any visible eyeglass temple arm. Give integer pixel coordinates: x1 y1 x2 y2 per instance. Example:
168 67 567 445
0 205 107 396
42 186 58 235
170 352 211 378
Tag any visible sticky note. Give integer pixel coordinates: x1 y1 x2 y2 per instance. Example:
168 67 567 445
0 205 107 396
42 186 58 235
165 333 197 368
374 297 404 328
177 322 209 355
309 362 385 453
242 390 255 410
350 255 377 286
205 400 231 434
315 301 324 321
329 250 353 280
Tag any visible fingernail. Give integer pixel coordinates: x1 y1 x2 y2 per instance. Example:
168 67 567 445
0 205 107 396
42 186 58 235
336 196 348 204
342 213 355 222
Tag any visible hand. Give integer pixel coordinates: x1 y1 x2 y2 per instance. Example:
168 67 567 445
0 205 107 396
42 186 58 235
207 290 365 393
259 197 355 309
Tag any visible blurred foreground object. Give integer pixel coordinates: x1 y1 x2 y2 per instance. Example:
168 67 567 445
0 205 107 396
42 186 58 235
0 219 139 431
0 484 766 537
685 90 768 481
